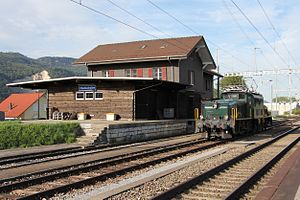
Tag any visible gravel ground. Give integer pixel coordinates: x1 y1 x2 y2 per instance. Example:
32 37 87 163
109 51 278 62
52 142 254 200
50 129 289 200
241 142 300 199
107 144 254 200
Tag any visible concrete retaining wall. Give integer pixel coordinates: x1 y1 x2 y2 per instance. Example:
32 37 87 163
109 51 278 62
98 120 195 144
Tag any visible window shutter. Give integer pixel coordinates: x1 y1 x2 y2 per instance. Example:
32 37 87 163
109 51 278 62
148 68 153 77
162 67 167 80
137 68 143 77
109 70 115 77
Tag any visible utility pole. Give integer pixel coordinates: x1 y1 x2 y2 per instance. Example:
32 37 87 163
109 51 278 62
270 80 273 114
216 48 220 98
216 48 219 73
289 72 292 115
275 68 278 111
254 47 260 72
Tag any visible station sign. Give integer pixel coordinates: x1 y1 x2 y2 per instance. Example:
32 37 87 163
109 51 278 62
79 85 96 91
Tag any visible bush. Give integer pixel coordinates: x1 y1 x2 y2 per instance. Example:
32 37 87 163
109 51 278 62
292 108 300 115
0 122 80 149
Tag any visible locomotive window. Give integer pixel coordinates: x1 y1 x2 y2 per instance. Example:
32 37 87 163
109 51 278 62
231 94 238 99
239 94 245 99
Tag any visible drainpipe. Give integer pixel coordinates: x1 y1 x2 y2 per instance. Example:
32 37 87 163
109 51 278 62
132 82 163 120
167 56 173 81
176 58 183 118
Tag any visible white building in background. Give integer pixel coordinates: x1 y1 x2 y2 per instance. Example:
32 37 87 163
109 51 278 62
265 102 300 116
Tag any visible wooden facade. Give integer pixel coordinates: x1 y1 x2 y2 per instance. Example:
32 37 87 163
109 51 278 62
48 82 134 119
7 36 221 120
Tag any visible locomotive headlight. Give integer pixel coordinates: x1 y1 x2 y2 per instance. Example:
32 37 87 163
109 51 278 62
224 115 228 120
200 115 203 119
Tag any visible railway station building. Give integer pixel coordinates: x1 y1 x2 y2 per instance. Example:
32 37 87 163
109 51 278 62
7 36 222 120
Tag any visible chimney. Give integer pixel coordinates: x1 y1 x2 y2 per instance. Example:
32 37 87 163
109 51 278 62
8 103 13 110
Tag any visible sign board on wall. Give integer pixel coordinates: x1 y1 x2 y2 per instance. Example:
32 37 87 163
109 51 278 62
79 85 96 91
163 108 175 118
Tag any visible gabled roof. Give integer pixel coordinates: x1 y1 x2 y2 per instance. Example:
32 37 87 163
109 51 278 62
75 36 203 65
0 93 44 118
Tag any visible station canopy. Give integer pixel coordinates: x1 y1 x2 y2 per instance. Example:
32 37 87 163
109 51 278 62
6 77 189 91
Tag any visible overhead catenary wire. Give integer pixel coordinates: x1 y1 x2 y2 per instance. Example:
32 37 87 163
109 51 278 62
230 0 291 67
229 0 300 86
105 0 192 50
146 0 252 70
256 0 298 67
69 0 189 52
222 0 274 69
223 0 296 96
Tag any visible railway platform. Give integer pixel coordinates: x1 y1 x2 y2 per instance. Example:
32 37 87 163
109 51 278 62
255 142 300 200
0 143 81 159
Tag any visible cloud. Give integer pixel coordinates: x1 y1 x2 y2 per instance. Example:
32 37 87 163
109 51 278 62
0 0 299 70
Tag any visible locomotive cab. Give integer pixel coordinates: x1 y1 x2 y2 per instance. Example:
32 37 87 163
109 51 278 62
200 87 272 139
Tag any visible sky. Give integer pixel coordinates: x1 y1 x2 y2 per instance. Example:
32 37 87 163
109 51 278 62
1 0 300 102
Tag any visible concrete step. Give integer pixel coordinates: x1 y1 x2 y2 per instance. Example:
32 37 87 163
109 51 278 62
77 123 109 146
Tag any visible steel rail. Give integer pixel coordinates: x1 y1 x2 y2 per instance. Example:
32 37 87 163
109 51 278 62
12 141 223 200
0 146 81 164
225 135 300 199
151 126 300 200
0 120 284 168
0 138 207 187
0 139 220 194
0 133 203 167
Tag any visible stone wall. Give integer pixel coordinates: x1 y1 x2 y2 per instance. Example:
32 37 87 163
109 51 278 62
98 120 195 144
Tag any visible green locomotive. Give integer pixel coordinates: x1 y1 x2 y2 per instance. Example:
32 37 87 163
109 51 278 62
199 86 272 139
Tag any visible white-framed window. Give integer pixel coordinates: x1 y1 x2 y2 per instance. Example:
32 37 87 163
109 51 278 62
76 92 84 100
95 91 103 100
189 71 195 85
85 92 94 100
131 69 137 77
102 70 109 77
124 69 137 77
125 69 131 77
75 91 104 101
153 67 162 79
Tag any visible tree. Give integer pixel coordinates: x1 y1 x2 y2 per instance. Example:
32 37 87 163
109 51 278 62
272 96 298 103
220 75 247 91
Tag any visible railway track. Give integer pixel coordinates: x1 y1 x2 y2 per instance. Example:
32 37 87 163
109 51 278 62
152 126 300 200
0 119 292 199
0 133 204 170
0 138 224 199
0 119 287 170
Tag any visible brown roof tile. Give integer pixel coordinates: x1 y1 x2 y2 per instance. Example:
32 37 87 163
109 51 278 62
75 36 202 65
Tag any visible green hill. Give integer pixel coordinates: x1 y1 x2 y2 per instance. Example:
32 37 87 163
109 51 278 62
0 52 86 101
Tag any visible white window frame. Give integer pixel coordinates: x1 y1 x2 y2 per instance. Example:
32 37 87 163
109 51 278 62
95 91 103 100
102 70 109 77
75 92 85 100
85 92 94 100
125 69 131 77
153 67 162 80
131 69 137 77
189 71 195 85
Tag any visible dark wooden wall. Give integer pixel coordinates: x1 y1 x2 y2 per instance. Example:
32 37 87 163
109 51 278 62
48 82 134 120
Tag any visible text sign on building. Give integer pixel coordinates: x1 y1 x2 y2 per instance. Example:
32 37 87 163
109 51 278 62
79 85 96 91
163 108 175 118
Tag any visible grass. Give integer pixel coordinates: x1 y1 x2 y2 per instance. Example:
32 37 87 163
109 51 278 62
0 122 81 150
